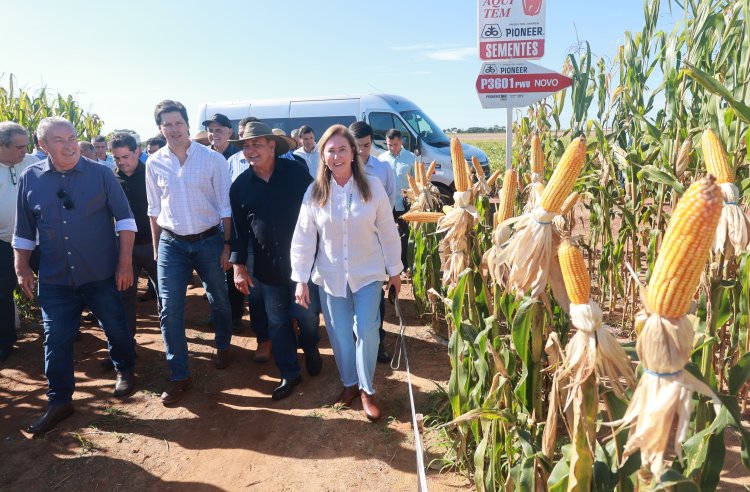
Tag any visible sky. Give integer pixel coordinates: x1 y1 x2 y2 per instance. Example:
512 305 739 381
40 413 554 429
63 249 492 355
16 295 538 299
3 0 681 141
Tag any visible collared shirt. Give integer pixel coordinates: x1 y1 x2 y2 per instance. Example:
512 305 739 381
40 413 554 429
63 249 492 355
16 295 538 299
290 175 402 297
293 145 320 178
13 157 137 287
33 149 47 161
115 162 151 242
363 155 397 208
379 147 417 211
213 143 239 160
0 154 39 243
98 154 116 172
145 141 232 236
226 150 248 183
229 157 313 286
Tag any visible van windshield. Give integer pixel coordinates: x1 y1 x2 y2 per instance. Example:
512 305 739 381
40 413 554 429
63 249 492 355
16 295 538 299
400 110 451 148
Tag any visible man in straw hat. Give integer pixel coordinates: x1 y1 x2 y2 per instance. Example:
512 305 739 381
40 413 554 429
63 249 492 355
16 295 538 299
229 121 322 400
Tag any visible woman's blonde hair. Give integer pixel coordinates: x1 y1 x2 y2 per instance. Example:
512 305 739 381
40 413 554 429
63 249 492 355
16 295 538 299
311 124 371 206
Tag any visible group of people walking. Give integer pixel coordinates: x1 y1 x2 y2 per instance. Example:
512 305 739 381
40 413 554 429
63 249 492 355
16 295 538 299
2 98 416 434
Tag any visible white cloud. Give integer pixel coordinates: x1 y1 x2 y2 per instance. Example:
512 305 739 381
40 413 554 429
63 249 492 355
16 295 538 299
390 43 460 51
426 47 475 61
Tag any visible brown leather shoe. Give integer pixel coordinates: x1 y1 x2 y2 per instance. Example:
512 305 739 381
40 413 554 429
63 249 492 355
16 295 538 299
214 348 232 369
254 340 272 363
161 377 193 406
334 385 359 407
360 390 381 421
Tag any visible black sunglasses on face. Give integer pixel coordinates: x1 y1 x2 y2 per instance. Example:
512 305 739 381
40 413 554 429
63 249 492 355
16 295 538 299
57 189 74 210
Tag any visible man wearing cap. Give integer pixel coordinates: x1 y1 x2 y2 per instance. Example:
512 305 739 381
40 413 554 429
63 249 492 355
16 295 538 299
203 113 239 160
203 113 244 330
229 121 321 400
146 100 234 406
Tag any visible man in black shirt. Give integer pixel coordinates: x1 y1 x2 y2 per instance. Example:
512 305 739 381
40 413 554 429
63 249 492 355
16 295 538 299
111 133 159 336
229 121 321 401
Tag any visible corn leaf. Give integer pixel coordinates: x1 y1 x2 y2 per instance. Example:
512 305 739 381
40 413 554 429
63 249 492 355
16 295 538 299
728 352 750 396
682 62 750 124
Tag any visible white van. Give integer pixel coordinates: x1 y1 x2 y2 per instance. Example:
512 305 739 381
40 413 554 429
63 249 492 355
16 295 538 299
196 93 490 197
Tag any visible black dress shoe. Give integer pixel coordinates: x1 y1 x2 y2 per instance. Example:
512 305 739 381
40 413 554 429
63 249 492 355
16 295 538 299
272 376 301 401
27 403 74 434
214 348 232 369
304 347 322 376
377 341 391 363
0 346 12 363
114 370 135 397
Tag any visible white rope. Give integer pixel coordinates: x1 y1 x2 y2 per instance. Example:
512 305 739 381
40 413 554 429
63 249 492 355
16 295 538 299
391 297 429 492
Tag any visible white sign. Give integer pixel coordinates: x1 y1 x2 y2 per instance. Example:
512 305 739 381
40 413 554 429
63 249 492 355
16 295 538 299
477 0 546 61
476 61 571 109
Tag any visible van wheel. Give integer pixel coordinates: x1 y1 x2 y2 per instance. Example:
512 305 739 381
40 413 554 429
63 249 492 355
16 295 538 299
435 183 454 206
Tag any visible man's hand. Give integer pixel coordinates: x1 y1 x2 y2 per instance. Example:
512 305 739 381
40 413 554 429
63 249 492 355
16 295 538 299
233 264 254 295
220 244 231 271
385 275 401 300
116 259 134 291
16 267 36 299
295 282 310 309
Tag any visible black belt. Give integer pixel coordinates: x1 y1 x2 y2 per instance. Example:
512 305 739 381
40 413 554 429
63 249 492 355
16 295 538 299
162 226 219 242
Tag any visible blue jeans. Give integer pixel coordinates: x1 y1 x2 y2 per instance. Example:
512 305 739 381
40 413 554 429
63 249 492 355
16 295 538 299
258 279 320 379
38 277 135 405
318 281 382 395
248 275 269 343
157 231 232 381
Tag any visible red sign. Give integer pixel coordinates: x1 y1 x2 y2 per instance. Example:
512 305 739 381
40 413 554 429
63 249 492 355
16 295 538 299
478 0 546 61
476 61 572 109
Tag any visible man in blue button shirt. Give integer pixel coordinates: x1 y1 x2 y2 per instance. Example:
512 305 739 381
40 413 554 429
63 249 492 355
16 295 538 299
13 117 138 434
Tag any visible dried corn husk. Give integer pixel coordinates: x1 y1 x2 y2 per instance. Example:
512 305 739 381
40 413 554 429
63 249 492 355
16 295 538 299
553 191 580 234
713 182 750 256
675 138 691 178
405 160 442 212
523 181 545 214
437 190 480 286
542 332 572 459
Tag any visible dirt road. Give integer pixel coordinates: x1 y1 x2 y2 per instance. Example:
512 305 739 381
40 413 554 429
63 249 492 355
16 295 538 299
0 279 468 491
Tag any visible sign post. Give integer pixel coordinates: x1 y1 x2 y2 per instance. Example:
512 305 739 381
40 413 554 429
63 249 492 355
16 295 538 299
477 0 548 170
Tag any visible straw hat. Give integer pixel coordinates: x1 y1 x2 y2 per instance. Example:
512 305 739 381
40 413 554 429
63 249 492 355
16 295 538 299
230 121 298 155
193 131 210 146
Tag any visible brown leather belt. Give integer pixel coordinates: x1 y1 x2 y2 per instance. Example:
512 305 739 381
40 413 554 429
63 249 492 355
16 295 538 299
162 225 219 242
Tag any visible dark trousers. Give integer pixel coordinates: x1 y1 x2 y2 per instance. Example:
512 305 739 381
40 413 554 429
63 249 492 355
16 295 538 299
226 269 245 322
393 210 409 271
120 242 159 336
38 277 135 404
0 241 17 351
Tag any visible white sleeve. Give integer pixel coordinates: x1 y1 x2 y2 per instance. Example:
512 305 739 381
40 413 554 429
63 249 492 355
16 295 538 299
290 195 318 283
374 186 403 276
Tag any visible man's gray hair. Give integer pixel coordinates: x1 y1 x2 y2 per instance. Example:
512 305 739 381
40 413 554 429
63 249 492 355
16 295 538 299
0 122 29 147
37 117 76 143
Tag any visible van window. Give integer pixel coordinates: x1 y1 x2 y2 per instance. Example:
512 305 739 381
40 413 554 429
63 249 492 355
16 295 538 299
289 116 356 141
400 110 450 148
368 112 413 153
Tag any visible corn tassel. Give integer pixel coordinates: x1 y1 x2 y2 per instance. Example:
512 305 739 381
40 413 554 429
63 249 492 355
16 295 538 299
617 176 723 478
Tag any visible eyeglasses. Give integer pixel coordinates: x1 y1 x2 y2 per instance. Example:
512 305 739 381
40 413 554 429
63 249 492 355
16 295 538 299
8 166 17 186
57 189 75 210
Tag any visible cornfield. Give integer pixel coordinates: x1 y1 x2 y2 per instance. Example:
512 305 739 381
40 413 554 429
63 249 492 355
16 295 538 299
413 1 750 490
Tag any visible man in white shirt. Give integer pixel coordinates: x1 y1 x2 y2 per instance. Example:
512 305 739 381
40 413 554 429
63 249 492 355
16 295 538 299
145 99 234 406
0 122 38 362
378 129 417 271
92 135 116 172
293 125 319 177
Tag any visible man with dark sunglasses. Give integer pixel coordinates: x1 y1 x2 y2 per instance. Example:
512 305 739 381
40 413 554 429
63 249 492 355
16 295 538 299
13 117 138 434
0 122 39 363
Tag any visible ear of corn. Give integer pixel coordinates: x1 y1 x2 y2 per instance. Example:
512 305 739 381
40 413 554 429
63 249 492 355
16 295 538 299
540 136 587 214
487 168 503 188
675 137 691 178
530 133 544 174
558 240 590 305
646 175 723 317
497 169 518 223
425 160 437 181
451 137 470 192
471 155 485 178
416 160 426 187
402 210 444 223
701 129 733 184
407 173 420 196
560 191 580 216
